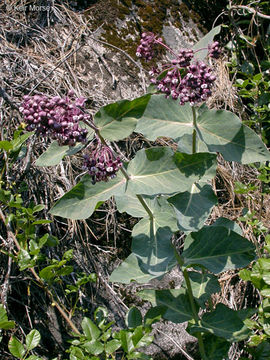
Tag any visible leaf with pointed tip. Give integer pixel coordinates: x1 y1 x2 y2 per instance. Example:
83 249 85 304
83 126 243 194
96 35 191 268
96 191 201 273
135 95 270 164
168 183 217 232
131 218 176 277
115 194 148 217
127 147 217 196
196 109 270 164
189 303 250 342
183 226 256 274
26 330 41 351
81 317 101 341
50 173 126 219
8 337 26 358
138 289 193 323
35 141 85 166
109 253 159 284
185 271 220 307
111 195 178 282
94 94 150 141
135 95 193 141
192 25 221 59
211 217 242 235
203 334 230 360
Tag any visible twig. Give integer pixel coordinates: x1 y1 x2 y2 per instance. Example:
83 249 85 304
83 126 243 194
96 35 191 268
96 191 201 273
230 5 270 20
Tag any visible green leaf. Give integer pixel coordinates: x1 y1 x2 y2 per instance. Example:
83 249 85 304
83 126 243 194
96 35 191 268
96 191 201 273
211 217 242 235
119 330 134 353
135 95 193 141
115 194 148 217
186 271 220 307
81 317 101 341
126 307 142 328
94 94 150 141
136 96 270 164
196 109 270 164
183 226 256 274
83 340 104 355
109 253 159 284
168 183 217 232
144 306 166 328
0 140 13 151
189 303 250 342
26 329 41 351
203 334 230 360
105 339 121 354
127 147 216 196
112 195 179 282
131 217 176 277
139 289 193 323
250 341 270 360
0 305 15 330
35 141 85 167
50 173 126 220
192 26 221 59
11 131 33 152
132 327 153 348
8 337 26 358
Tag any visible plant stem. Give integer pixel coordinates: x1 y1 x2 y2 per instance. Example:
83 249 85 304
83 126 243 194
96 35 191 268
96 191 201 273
192 106 197 154
183 270 207 360
95 128 154 220
174 247 207 360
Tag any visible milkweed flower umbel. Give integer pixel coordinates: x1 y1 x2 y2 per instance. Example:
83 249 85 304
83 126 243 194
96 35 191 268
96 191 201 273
137 32 221 105
83 139 122 185
20 91 89 146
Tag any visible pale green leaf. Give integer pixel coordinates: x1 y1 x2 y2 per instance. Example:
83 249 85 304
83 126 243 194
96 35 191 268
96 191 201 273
192 25 221 59
127 147 216 196
35 141 85 167
168 183 217 232
81 317 101 341
50 173 126 219
135 95 193 141
94 94 150 141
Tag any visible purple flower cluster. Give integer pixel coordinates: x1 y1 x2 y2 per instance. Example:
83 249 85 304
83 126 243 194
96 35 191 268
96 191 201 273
83 141 122 184
151 61 216 105
20 91 89 146
137 32 221 105
136 32 162 61
208 41 221 59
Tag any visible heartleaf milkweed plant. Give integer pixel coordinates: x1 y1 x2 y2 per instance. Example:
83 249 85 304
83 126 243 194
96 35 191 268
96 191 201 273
19 27 270 360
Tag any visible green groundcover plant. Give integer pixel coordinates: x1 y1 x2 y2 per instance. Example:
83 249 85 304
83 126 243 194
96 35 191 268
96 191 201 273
2 25 270 360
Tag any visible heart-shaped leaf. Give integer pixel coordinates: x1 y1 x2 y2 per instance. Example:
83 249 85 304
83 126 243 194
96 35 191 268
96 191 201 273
94 94 150 141
168 183 217 232
50 173 126 219
127 147 216 196
189 303 250 342
35 141 85 167
139 289 193 323
183 226 256 274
